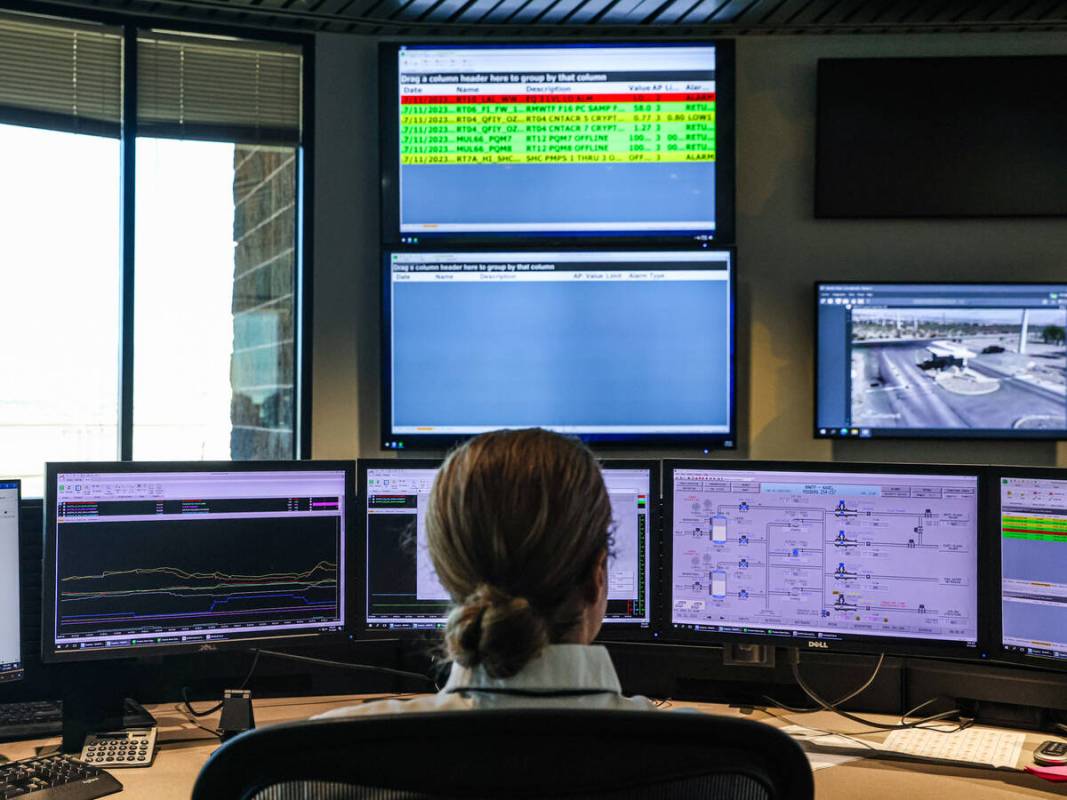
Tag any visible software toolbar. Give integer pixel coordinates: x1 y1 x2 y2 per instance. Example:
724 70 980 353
671 469 979 645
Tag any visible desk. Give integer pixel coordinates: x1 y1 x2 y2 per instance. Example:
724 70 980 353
1 695 1065 798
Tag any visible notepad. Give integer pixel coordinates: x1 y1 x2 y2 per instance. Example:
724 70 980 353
782 723 1026 771
882 727 1024 769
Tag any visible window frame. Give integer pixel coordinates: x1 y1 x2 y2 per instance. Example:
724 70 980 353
2 6 314 476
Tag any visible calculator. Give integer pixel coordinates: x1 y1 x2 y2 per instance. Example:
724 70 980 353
1034 741 1067 766
80 728 157 768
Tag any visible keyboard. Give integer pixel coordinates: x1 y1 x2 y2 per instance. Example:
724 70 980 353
0 702 63 743
0 753 122 799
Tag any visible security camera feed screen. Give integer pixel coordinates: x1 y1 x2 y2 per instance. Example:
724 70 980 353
669 466 980 648
817 284 1067 439
395 43 719 238
1000 475 1067 664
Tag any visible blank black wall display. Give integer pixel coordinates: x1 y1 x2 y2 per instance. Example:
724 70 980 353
816 55 1067 219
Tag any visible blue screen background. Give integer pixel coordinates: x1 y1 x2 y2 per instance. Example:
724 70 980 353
400 163 716 228
391 280 731 428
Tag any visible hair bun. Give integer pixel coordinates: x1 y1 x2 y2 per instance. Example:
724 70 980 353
445 584 549 679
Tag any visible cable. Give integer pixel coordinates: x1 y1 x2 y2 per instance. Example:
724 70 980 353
256 649 439 689
789 651 971 733
181 649 262 718
763 652 888 714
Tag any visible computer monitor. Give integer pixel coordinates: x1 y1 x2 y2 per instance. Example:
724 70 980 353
381 249 736 450
664 461 981 657
41 462 352 662
816 282 1067 440
995 468 1067 668
379 41 735 246
360 459 657 639
0 480 22 682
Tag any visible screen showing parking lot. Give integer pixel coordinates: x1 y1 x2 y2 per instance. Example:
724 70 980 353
816 283 1067 439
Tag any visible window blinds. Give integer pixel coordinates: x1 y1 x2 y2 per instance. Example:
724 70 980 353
0 13 123 137
137 32 302 145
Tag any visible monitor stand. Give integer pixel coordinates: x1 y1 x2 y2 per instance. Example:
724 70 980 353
59 664 157 753
722 643 776 668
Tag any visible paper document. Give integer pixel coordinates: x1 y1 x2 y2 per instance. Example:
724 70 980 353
780 725 869 771
882 727 1025 769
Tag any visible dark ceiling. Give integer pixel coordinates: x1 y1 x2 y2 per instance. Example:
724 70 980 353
18 0 1067 35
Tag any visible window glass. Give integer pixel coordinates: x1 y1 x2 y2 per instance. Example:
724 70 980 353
132 139 297 460
0 124 121 495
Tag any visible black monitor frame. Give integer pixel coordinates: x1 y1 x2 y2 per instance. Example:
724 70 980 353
987 465 1067 673
661 459 987 661
41 461 355 663
379 39 735 248
356 457 660 643
380 246 738 451
813 280 1067 442
0 478 22 683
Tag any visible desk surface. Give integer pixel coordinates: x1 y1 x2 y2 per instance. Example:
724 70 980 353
1 695 1065 799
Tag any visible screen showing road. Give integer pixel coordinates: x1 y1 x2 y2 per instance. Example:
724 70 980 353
48 469 347 656
364 464 652 631
669 467 979 648
395 43 718 237
384 250 733 446
817 284 1067 439
0 481 21 681
1000 475 1067 664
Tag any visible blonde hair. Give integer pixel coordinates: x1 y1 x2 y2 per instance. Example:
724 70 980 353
425 428 612 679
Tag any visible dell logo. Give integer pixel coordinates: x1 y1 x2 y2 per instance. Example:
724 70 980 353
808 640 829 649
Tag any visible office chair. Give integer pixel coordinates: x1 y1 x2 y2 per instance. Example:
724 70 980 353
191 708 814 800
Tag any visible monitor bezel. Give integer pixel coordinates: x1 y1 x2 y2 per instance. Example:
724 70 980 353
356 457 660 642
380 246 738 451
813 280 1067 442
661 459 987 660
0 478 23 683
41 461 355 664
987 465 1067 672
378 39 736 248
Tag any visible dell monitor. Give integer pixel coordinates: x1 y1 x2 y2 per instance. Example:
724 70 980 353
0 480 21 682
816 282 1067 440
382 249 736 450
995 468 1067 668
360 459 657 639
380 41 734 246
664 461 981 657
42 462 352 662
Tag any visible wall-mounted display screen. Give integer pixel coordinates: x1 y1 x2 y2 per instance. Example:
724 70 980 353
817 56 1067 218
381 249 735 449
816 283 1067 440
380 42 734 245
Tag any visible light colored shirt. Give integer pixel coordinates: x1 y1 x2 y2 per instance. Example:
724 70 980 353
315 644 656 719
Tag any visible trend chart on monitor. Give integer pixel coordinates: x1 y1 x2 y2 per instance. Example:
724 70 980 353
55 517 341 638
671 470 979 644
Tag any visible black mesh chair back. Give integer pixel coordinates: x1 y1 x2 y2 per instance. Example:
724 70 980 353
191 709 813 800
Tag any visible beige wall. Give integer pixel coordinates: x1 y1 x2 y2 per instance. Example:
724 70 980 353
313 32 1067 467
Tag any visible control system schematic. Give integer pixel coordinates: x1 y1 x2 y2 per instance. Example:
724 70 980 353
671 469 979 644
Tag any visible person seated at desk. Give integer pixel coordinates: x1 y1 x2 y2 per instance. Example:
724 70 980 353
319 428 654 717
